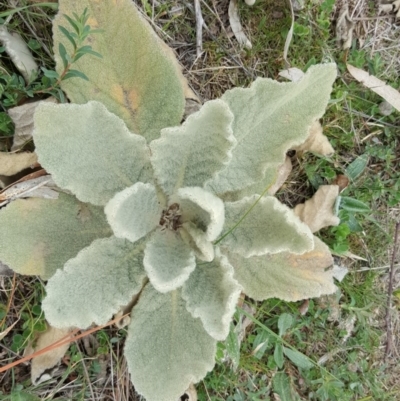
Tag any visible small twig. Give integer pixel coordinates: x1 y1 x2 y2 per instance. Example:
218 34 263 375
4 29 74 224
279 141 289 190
384 221 400 361
194 0 203 58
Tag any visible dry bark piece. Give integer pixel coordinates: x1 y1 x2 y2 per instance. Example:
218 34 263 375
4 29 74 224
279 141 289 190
294 185 340 233
347 64 400 112
25 325 73 385
0 152 38 176
294 121 334 156
9 97 57 151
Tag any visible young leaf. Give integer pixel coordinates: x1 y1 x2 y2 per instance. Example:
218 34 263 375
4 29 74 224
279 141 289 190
63 14 80 34
143 230 196 293
220 195 313 257
125 286 216 401
150 100 235 196
282 346 314 370
182 250 242 340
274 342 284 368
53 0 188 141
33 101 152 206
58 42 69 69
228 236 336 302
58 25 76 48
345 153 368 181
0 194 111 279
41 67 59 80
62 69 89 81
339 196 370 214
278 313 293 337
43 236 147 328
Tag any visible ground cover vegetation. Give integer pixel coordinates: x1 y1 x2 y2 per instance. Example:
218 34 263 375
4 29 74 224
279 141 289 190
0 0 399 400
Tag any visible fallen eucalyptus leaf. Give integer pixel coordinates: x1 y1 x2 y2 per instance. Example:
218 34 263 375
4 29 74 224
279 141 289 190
347 64 400 112
0 26 38 82
25 325 72 385
0 152 38 176
9 98 57 151
228 0 252 49
294 185 340 233
294 121 334 156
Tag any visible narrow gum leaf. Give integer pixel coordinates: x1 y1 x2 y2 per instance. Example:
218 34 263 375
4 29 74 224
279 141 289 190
125 286 216 401
43 236 147 328
53 0 187 141
33 101 151 206
227 236 336 302
0 193 111 279
221 195 313 258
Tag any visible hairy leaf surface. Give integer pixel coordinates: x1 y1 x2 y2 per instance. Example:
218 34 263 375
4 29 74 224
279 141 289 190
0 193 110 279
182 250 242 340
206 64 337 195
54 0 186 141
43 236 147 328
150 100 235 195
220 195 313 257
105 183 163 243
34 101 151 206
180 222 214 262
228 236 336 301
177 186 225 241
125 286 216 401
143 229 196 292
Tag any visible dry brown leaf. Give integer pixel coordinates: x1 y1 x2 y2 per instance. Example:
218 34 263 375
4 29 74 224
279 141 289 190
347 64 400 112
332 174 349 191
335 4 355 50
0 152 38 176
295 121 334 155
267 156 292 196
25 325 72 385
294 185 340 233
228 0 252 49
9 97 57 151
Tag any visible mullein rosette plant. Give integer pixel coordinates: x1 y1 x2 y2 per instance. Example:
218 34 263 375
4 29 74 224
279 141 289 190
0 1 339 400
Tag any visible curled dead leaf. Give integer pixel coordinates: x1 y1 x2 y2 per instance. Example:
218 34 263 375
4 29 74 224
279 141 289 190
0 152 38 176
294 185 340 233
335 4 355 50
228 0 252 49
332 174 349 192
294 121 334 156
24 324 73 385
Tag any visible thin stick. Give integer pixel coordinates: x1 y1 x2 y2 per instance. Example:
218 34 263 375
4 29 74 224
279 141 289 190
384 221 400 360
194 0 203 58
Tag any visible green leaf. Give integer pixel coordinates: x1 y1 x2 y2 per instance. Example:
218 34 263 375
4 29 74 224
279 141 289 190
278 313 293 336
125 286 216 401
274 342 284 368
63 13 80 34
228 236 336 302
62 69 89 81
41 67 59 79
0 194 110 279
58 42 69 69
207 64 337 195
143 229 196 293
33 101 151 206
58 25 77 48
220 195 313 257
105 183 163 243
339 196 370 214
178 186 225 241
54 0 188 141
182 250 242 340
150 100 235 195
272 372 301 401
225 323 241 370
11 390 41 401
282 346 314 369
345 153 368 181
43 236 147 328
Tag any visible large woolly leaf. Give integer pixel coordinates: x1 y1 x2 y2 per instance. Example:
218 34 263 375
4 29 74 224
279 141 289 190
125 286 216 401
206 64 337 195
43 236 147 328
228 236 336 301
34 101 151 206
177 186 225 241
150 100 235 196
0 193 110 279
105 183 163 243
143 229 196 292
182 250 242 340
54 0 186 141
220 195 313 257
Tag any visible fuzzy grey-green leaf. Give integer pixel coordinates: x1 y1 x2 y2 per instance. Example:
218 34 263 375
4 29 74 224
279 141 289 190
33 101 151 206
125 286 216 401
43 236 147 328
